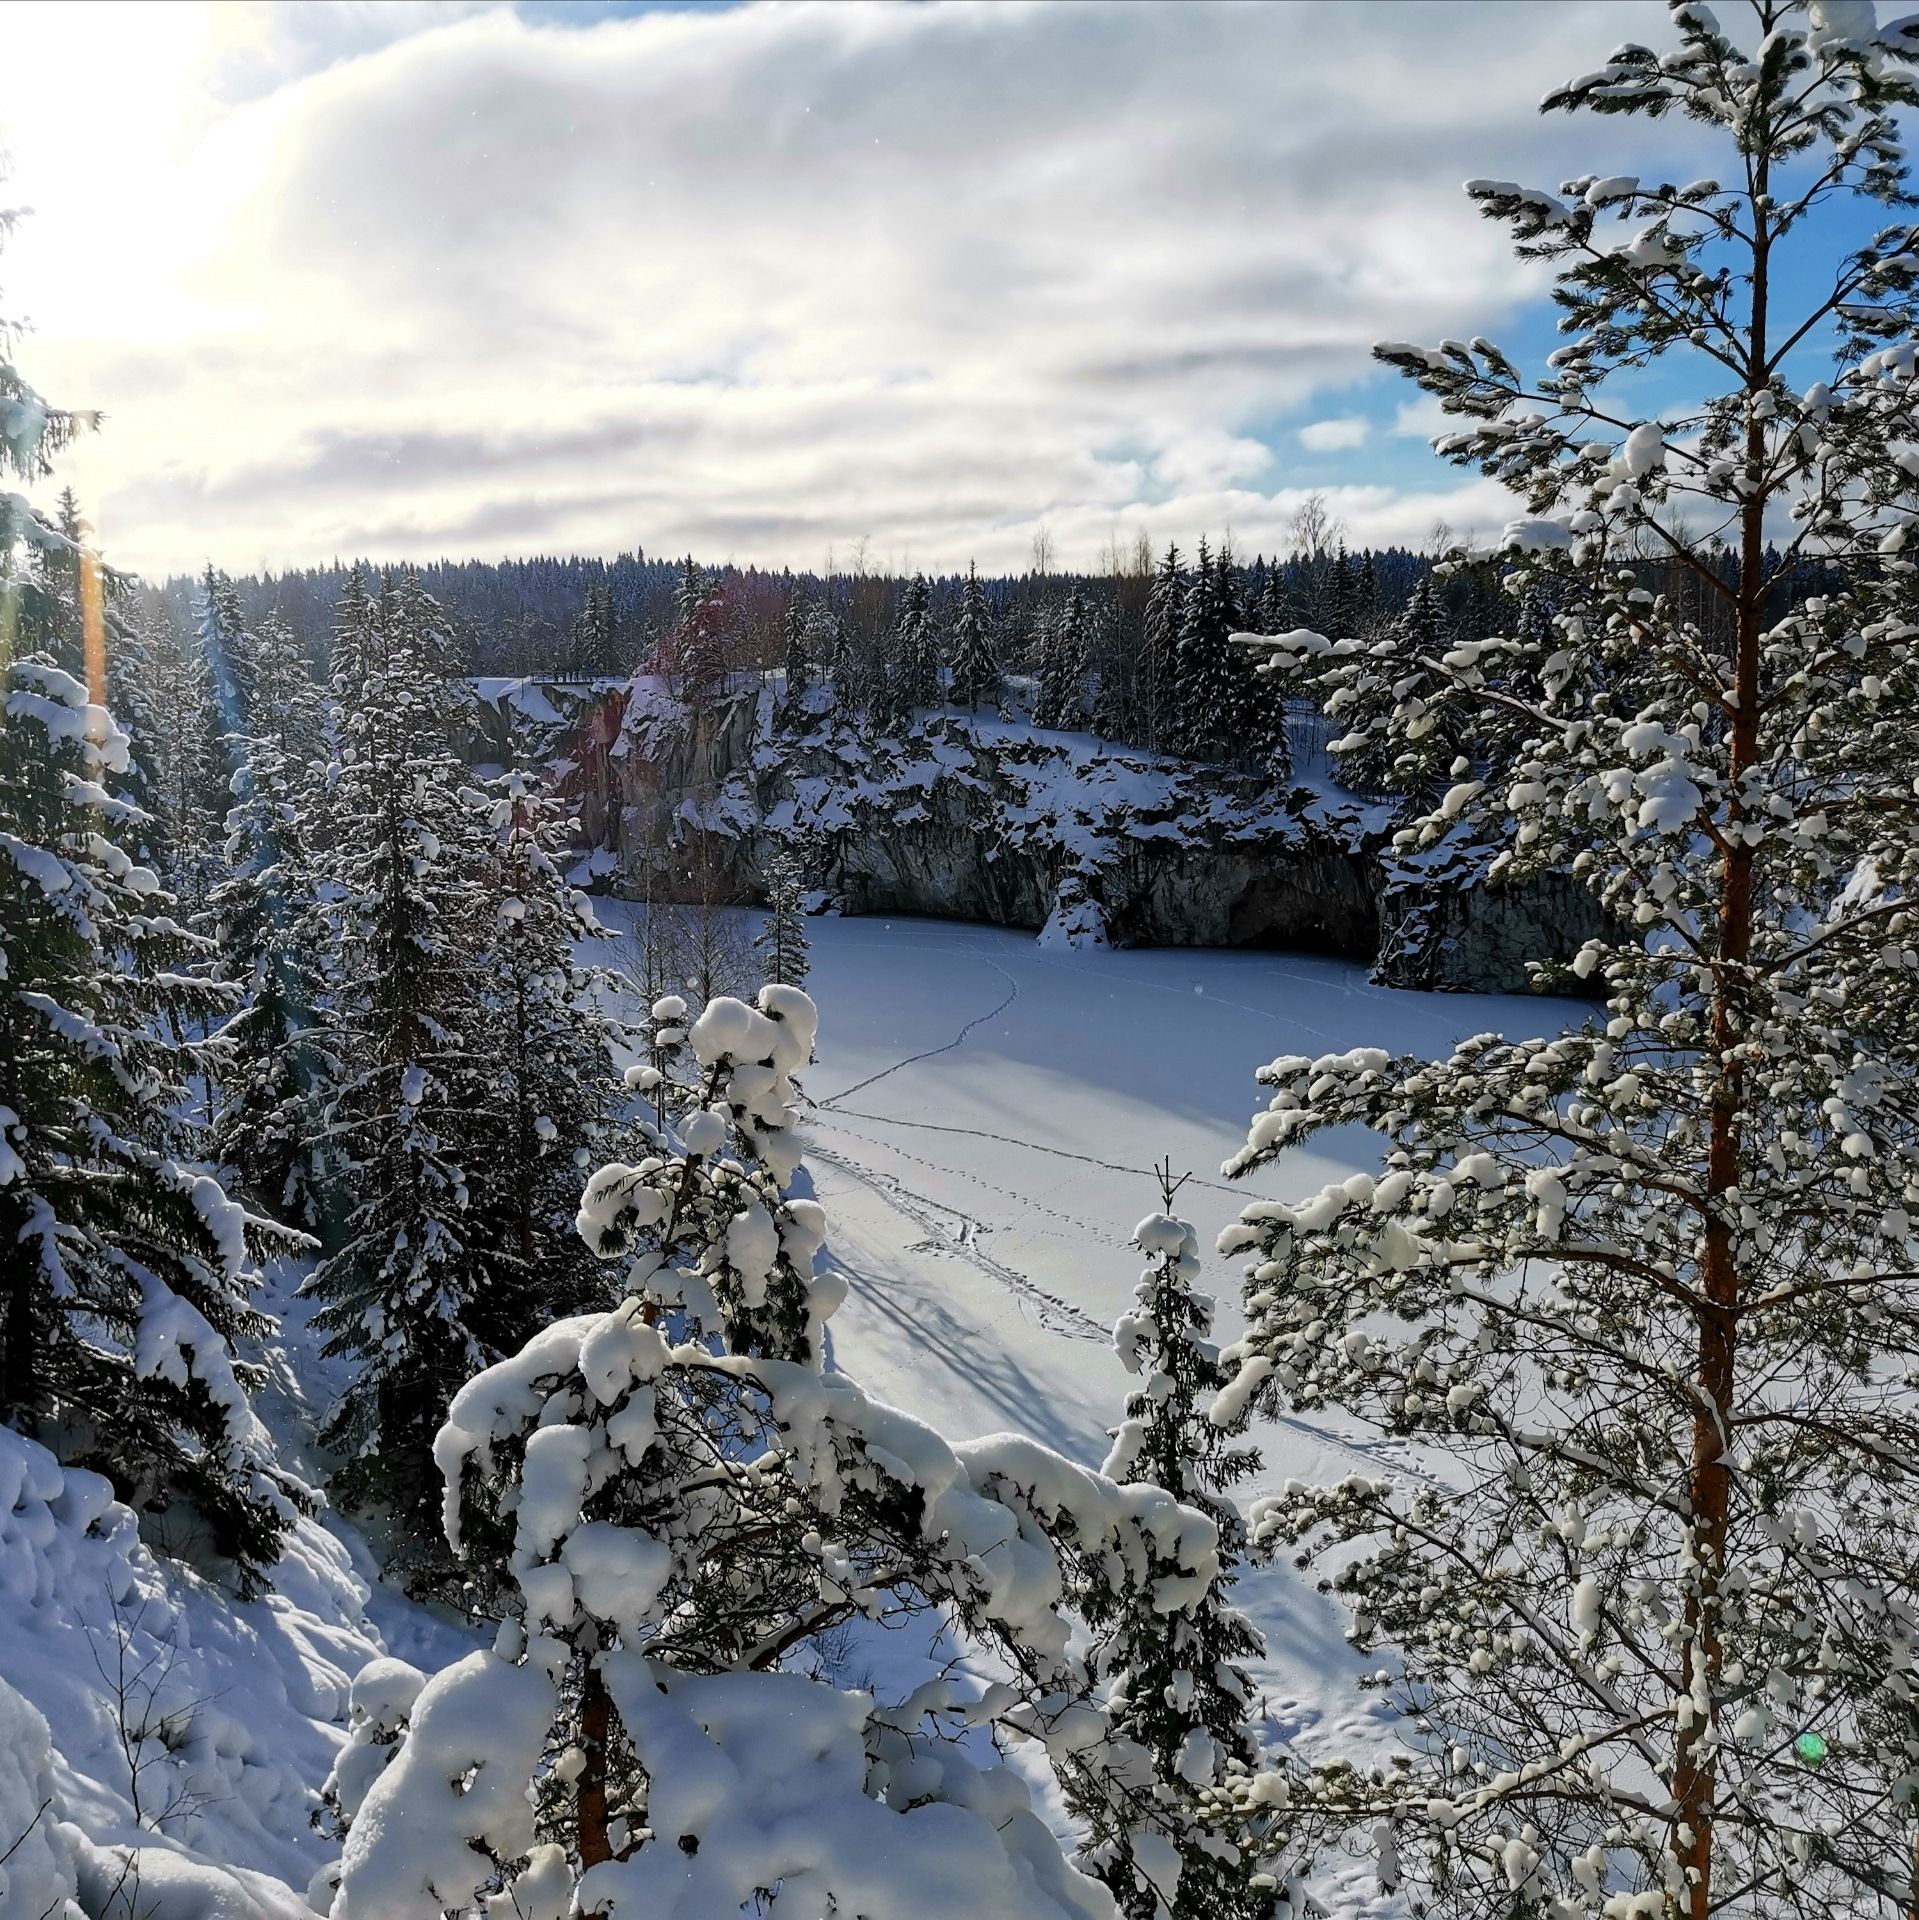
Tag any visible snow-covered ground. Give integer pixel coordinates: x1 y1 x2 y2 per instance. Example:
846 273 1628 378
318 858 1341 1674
1 904 1577 1920
0 1272 479 1918
593 906 1565 1789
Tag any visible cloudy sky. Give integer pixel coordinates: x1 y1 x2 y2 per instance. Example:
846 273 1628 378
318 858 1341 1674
1 0 1691 580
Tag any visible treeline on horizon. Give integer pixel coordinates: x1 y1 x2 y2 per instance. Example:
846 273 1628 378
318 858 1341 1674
143 505 1809 785
155 514 1473 679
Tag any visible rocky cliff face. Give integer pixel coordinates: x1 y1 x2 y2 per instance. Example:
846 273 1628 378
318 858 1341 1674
562 680 1605 995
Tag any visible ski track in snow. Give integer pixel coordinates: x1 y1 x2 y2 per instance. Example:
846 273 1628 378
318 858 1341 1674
807 1136 1111 1344
822 1103 1260 1200
815 952 1020 1107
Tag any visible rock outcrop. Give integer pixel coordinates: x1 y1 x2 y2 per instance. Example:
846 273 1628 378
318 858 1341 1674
554 679 1604 995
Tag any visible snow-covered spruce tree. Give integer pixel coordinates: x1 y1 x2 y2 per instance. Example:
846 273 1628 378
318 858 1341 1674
669 555 725 711
1038 590 1088 731
1141 544 1186 753
1220 4 1919 1913
1171 539 1249 763
468 769 635 1313
1030 607 1062 728
950 561 1000 713
305 572 525 1556
0 304 302 1584
1068 1181 1275 1920
209 605 328 1218
780 586 810 717
755 850 811 989
898 568 939 713
0 652 308 1590
571 576 623 680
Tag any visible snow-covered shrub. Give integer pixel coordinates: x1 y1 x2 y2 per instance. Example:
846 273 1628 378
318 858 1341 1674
576 984 828 1362
0 1676 83 1920
1225 5 1919 1912
315 1657 425 1844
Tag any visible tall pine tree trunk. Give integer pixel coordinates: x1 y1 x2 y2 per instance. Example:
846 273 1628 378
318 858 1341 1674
1674 191 1771 1920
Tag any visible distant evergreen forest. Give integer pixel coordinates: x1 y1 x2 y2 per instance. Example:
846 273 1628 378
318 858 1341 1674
143 532 1512 765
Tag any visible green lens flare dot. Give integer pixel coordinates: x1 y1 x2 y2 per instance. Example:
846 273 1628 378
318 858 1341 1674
1793 1731 1828 1767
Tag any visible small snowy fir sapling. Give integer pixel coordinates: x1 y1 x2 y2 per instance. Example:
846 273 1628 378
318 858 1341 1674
1069 1166 1281 1920
754 850 812 989
1224 4 1919 1914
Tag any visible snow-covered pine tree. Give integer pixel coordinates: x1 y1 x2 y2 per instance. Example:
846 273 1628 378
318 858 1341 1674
1323 567 1456 801
575 986 825 1362
1068 1171 1274 1920
0 232 302 1587
949 561 1000 714
1141 545 1186 753
1222 4 1919 1913
334 993 1222 1920
305 572 523 1557
755 850 811 988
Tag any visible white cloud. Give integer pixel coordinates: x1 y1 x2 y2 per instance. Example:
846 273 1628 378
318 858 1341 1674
1297 416 1370 452
0 0 1681 577
1393 394 1454 439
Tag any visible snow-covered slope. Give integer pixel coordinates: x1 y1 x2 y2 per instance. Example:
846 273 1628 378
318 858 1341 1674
0 1264 478 1920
